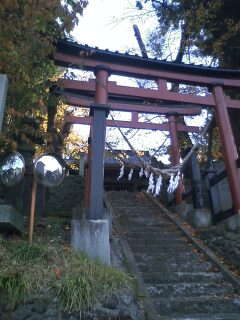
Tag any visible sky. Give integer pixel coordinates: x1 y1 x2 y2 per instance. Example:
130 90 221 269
72 0 155 52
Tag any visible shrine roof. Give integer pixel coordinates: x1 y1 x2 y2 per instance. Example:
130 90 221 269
104 150 164 169
56 39 240 79
105 150 151 166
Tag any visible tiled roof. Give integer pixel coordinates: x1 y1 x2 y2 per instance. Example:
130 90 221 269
104 150 151 166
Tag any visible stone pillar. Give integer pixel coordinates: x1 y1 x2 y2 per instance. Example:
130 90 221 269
189 151 203 209
79 152 87 177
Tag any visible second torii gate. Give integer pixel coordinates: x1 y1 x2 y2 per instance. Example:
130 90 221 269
53 39 240 222
61 78 201 208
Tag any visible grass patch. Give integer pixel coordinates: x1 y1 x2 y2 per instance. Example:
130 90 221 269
13 242 50 263
0 236 132 314
55 253 131 313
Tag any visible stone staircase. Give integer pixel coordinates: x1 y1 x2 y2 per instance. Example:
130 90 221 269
106 191 240 320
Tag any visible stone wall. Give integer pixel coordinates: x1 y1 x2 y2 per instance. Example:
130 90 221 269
211 160 232 212
0 288 145 320
47 175 84 216
1 175 85 218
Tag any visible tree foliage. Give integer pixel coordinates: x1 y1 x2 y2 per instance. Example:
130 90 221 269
146 0 240 67
0 0 88 153
140 0 240 162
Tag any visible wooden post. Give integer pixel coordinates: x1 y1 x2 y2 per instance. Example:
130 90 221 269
29 177 37 243
0 74 8 131
84 132 92 208
89 65 110 219
212 85 240 213
168 115 183 204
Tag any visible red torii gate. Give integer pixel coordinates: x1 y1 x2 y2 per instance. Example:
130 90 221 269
59 79 200 206
53 40 240 220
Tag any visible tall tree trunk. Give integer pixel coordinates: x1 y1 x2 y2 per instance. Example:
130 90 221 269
172 25 193 151
47 104 72 155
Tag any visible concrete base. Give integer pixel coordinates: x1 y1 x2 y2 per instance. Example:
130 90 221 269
71 219 110 265
174 203 193 220
72 207 112 239
188 208 212 229
0 205 24 234
226 214 240 233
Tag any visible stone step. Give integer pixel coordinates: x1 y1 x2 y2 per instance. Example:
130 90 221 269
153 296 240 315
108 192 240 319
127 237 189 246
130 243 194 254
127 230 185 238
122 221 174 229
142 271 224 284
134 252 205 264
168 314 240 320
112 201 159 206
147 282 234 298
117 215 162 222
138 261 213 273
127 236 188 249
124 226 179 233
160 314 240 320
116 208 160 214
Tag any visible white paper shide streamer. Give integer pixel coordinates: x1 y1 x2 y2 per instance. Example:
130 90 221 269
128 168 134 181
144 168 150 178
147 173 155 193
139 167 144 178
154 175 162 197
117 165 125 180
167 171 181 193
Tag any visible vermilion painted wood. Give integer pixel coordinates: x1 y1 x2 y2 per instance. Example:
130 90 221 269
63 96 203 115
53 52 240 89
61 79 240 109
61 78 215 107
131 112 138 122
168 115 183 204
213 85 240 213
65 115 199 132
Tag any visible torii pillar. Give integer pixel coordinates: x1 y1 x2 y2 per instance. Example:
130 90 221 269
158 79 183 204
212 85 240 215
168 114 183 204
72 65 111 265
89 65 110 219
0 74 8 131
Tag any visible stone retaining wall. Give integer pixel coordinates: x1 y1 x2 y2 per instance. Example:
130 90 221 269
47 175 84 216
0 287 144 320
199 223 240 271
1 175 85 217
